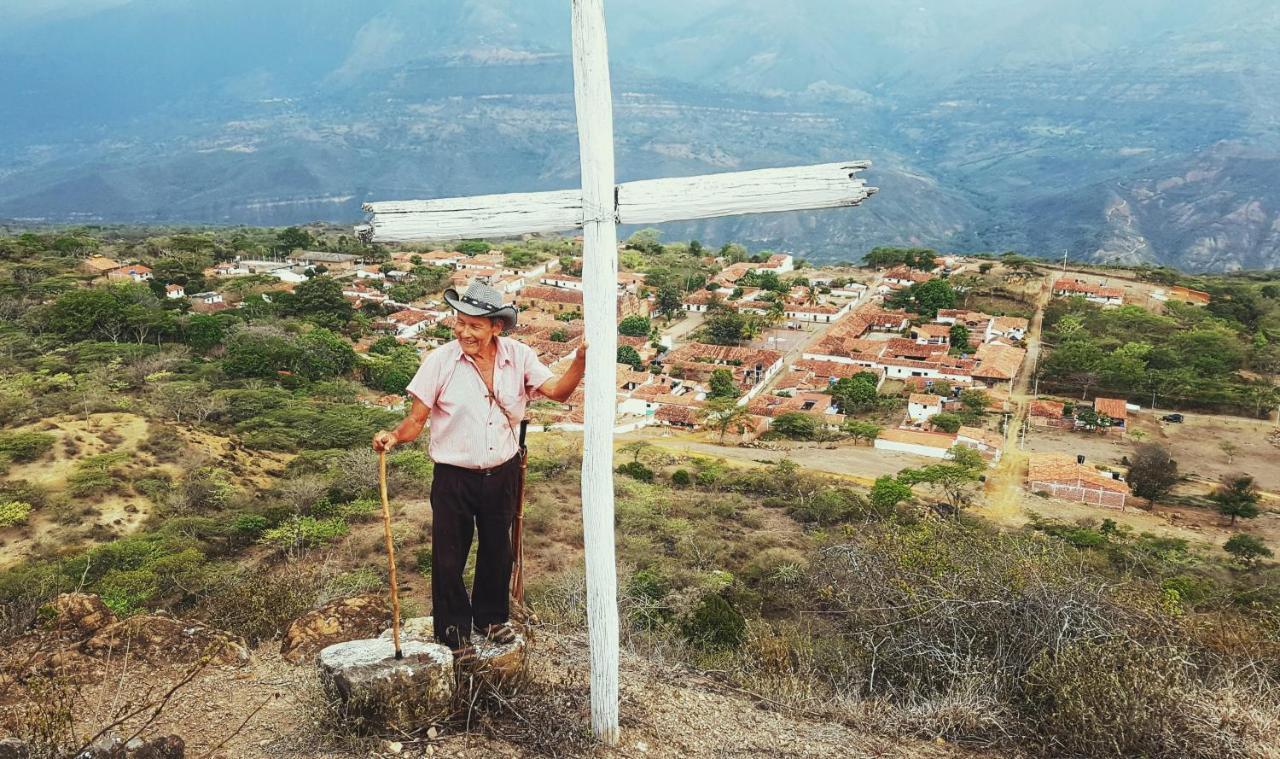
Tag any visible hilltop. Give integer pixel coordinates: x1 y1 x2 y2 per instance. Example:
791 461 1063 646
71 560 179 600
2 228 1279 757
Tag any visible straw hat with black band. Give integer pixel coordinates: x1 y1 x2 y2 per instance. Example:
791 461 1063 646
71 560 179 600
443 281 519 331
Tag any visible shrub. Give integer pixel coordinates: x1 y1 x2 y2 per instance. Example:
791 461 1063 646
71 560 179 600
261 516 349 552
787 487 866 526
0 431 56 462
616 461 654 482
1223 533 1271 567
681 593 746 650
232 513 269 538
1022 640 1203 757
0 500 33 528
415 547 433 576
671 469 692 487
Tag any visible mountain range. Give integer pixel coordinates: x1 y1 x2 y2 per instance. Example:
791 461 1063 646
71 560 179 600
1 0 1277 271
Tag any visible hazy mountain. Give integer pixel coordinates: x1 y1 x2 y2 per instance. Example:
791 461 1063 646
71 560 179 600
0 0 1277 271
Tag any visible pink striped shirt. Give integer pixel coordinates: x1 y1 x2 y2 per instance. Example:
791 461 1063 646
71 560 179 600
405 337 554 469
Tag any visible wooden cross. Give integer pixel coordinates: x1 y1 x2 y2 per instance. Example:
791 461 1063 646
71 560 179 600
358 0 876 744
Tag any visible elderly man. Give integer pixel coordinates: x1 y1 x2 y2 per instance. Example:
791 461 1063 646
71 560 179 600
372 281 585 657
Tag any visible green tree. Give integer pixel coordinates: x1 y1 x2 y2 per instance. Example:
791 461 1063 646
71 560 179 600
770 412 820 440
1224 533 1271 568
842 420 882 446
701 397 750 443
909 279 957 319
705 312 747 345
949 323 971 349
930 412 963 433
1210 473 1260 526
617 345 644 370
708 368 741 400
869 475 913 514
619 440 653 464
183 314 231 353
298 328 358 379
897 445 984 517
280 275 353 330
656 284 683 318
276 226 312 252
829 373 879 414
1127 444 1179 509
456 240 490 257
618 315 652 337
223 326 300 379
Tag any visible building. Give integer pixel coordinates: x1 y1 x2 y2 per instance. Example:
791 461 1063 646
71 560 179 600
1029 399 1072 429
385 309 435 338
783 301 849 324
907 393 944 422
874 428 957 459
1053 278 1123 307
682 289 722 313
188 291 228 314
106 264 153 283
956 426 1004 463
756 253 795 274
1027 453 1129 509
286 251 362 271
165 284 186 299
1092 397 1129 432
78 256 121 275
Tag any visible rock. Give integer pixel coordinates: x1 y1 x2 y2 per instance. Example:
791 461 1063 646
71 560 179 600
318 638 454 728
382 617 527 677
30 648 101 682
126 735 184 759
44 593 117 638
0 737 28 759
81 616 249 666
281 594 389 664
75 734 121 759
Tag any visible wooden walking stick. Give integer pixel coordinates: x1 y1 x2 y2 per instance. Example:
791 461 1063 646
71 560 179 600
378 448 403 659
510 420 531 614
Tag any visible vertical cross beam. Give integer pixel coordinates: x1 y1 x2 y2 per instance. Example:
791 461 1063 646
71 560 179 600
570 0 621 744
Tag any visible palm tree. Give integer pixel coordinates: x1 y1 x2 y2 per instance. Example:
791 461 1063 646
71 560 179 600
701 398 751 443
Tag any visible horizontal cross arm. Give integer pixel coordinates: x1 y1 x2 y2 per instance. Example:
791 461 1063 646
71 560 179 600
618 160 874 225
360 161 876 242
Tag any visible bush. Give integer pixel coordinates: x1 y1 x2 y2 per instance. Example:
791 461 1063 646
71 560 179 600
1022 640 1204 757
0 500 33 528
0 431 56 462
681 593 746 650
232 514 269 538
787 487 867 526
670 469 692 487
616 461 654 482
261 516 349 552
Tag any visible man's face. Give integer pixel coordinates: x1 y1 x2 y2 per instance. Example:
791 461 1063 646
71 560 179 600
453 313 504 356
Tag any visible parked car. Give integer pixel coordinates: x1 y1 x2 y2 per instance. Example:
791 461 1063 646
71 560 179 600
1161 413 1184 423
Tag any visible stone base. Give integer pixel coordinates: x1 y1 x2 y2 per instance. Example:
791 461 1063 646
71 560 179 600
317 638 454 727
380 617 527 676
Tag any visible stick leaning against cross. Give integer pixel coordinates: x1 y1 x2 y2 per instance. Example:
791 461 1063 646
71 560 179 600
356 0 877 744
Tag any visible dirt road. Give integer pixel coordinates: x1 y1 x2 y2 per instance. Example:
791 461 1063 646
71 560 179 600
979 273 1053 525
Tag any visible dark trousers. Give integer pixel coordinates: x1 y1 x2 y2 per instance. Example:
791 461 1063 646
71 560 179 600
429 454 521 648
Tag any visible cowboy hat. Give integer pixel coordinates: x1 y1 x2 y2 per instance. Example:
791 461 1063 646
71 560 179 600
443 281 518 331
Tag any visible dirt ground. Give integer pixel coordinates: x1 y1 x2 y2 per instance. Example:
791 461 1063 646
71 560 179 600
1017 409 1280 553
17 629 976 759
0 412 292 569
632 430 934 487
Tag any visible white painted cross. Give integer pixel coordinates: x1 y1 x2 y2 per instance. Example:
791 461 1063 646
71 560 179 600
358 0 876 744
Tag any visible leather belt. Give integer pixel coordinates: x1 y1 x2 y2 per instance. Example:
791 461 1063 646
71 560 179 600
436 454 519 477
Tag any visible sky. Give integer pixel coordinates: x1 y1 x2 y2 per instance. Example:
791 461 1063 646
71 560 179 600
0 0 133 25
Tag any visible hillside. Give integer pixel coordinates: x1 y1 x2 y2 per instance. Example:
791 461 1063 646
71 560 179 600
1 1 1279 270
